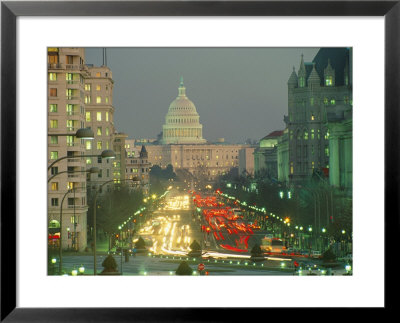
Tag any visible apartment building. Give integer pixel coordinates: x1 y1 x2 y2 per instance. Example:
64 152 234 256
48 47 89 251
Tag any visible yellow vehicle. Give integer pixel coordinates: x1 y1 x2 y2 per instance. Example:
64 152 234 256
260 236 286 253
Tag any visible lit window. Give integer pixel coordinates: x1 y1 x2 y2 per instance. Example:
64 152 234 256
106 141 109 149
97 141 102 150
311 129 315 140
304 131 308 140
96 96 102 104
85 111 91 122
311 114 315 121
96 72 101 77
50 120 58 128
49 88 57 97
106 112 109 121
49 73 57 81
85 84 91 91
66 120 74 131
51 182 59 191
325 147 329 156
96 85 101 91
85 96 91 104
97 112 102 121
50 151 58 159
49 104 57 112
86 158 92 165
97 127 102 135
105 97 109 104
66 136 74 147
86 141 92 150
299 77 305 88
330 99 336 105
324 97 328 105
66 73 73 82
325 76 333 86
106 127 109 136
312 161 315 169
50 136 58 144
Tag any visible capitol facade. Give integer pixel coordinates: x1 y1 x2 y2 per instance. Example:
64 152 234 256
161 77 206 144
144 78 253 180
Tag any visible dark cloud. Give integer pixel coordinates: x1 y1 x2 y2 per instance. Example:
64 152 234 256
85 47 319 143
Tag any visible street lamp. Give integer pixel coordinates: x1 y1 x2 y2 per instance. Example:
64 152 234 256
54 167 99 274
48 149 116 170
48 166 100 182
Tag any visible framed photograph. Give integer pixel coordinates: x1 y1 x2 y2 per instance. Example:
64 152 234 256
1 0 398 321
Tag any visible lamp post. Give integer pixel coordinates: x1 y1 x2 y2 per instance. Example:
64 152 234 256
48 149 115 170
54 167 99 274
93 178 141 275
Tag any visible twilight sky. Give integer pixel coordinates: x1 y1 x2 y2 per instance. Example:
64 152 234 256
85 47 319 144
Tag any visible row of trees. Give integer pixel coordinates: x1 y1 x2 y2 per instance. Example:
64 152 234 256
214 167 352 243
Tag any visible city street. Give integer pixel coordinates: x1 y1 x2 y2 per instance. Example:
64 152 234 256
61 188 348 276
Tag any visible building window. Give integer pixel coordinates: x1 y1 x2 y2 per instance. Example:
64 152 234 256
106 112 109 121
85 84 91 91
96 72 101 77
86 158 92 165
325 76 333 86
98 169 102 178
96 96 102 104
86 111 91 122
304 131 308 140
49 104 58 113
86 141 92 150
325 147 329 156
96 85 101 91
51 167 58 175
97 141 102 150
330 99 336 105
324 97 328 105
97 127 102 135
311 129 315 140
85 95 91 104
105 97 109 104
97 112 102 121
98 156 102 163
66 73 73 83
106 141 109 149
311 114 315 121
49 73 57 81
50 151 58 160
50 136 58 144
66 136 74 147
107 169 110 177
51 182 59 191
49 88 57 97
106 127 109 136
66 120 74 131
51 198 58 207
299 77 305 88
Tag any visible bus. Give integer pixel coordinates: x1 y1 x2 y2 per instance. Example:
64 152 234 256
260 236 286 253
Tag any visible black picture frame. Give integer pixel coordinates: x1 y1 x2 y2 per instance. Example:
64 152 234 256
1 1 398 321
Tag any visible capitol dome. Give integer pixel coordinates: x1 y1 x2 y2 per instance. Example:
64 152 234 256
161 78 206 144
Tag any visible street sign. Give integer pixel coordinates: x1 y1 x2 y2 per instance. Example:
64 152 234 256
198 263 205 271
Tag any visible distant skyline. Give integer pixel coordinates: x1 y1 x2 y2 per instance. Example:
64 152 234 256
85 47 319 144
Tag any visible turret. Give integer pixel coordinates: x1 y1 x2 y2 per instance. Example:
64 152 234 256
139 145 148 158
324 59 335 86
308 63 321 88
287 66 298 88
297 54 306 88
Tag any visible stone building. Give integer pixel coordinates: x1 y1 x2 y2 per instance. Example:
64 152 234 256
285 48 352 184
253 130 284 180
143 79 249 180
